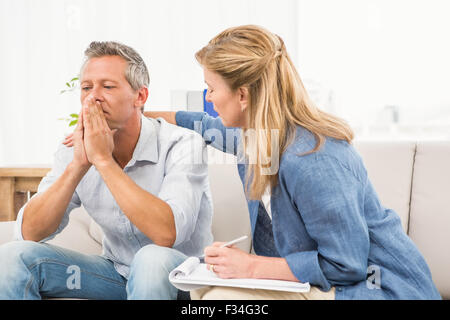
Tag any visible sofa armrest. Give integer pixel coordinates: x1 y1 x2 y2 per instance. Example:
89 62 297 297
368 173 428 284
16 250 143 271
0 221 16 246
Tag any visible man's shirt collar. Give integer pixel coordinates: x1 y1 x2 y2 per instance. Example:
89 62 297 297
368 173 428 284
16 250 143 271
128 114 159 166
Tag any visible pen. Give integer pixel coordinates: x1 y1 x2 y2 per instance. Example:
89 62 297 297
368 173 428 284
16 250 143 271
199 235 248 263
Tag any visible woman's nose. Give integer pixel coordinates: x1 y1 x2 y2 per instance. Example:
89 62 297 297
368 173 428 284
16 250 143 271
205 91 212 103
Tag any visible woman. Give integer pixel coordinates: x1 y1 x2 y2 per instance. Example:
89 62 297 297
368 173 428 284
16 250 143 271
65 25 441 300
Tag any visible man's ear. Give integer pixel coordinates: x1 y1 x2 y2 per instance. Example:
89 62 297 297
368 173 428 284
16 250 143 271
238 87 249 112
135 87 149 110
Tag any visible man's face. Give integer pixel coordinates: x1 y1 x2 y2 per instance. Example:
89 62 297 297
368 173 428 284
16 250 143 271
80 55 139 129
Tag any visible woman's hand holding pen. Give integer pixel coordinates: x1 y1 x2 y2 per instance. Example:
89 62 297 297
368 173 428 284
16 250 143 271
204 241 256 279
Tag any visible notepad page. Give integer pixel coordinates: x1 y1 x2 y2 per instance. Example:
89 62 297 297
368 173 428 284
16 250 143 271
177 263 310 292
171 256 200 277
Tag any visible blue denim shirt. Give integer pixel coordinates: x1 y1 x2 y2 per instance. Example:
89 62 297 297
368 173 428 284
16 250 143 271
176 111 441 300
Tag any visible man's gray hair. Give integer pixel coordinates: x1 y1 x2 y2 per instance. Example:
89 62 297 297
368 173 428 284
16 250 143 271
81 41 150 91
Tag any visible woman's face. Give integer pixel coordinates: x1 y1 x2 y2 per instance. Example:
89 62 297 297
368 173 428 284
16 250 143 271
203 67 248 127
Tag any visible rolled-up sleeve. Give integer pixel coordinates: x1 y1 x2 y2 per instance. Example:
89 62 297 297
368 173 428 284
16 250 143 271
14 144 81 242
157 131 210 247
175 111 241 155
284 155 370 290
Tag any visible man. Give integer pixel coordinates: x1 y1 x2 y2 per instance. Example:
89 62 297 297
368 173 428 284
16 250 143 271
0 41 213 299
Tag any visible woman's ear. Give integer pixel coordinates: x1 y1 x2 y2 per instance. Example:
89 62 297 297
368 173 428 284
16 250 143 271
238 87 249 112
135 87 149 110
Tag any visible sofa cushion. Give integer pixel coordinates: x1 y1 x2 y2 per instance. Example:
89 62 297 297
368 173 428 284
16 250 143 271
0 221 15 245
353 141 416 233
89 218 104 245
206 147 252 252
408 141 450 299
47 206 102 256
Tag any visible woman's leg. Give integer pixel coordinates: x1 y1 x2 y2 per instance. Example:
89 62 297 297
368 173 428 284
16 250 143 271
191 286 335 300
0 240 127 300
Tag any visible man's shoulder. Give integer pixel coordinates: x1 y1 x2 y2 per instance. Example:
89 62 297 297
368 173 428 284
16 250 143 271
153 117 204 146
148 117 206 165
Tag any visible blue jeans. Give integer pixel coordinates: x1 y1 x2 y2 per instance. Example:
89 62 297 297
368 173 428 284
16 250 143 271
0 241 187 300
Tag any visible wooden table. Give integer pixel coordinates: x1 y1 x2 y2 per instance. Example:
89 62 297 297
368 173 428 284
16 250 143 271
0 167 51 221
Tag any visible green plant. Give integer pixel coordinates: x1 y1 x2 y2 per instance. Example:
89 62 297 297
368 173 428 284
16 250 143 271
58 77 79 127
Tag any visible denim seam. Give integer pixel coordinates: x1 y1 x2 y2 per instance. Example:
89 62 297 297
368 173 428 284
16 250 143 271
369 235 423 290
294 154 365 196
24 273 35 299
315 154 365 184
26 258 126 287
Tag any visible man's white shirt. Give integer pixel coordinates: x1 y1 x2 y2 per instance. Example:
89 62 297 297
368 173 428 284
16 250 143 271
14 115 213 279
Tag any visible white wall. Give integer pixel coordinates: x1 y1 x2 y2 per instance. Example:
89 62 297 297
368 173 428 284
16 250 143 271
0 0 298 165
296 0 450 139
1 0 449 166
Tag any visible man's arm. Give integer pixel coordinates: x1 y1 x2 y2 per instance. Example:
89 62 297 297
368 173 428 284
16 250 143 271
84 101 210 248
148 110 241 156
21 163 88 241
143 111 176 125
83 101 177 247
95 161 176 247
92 130 208 249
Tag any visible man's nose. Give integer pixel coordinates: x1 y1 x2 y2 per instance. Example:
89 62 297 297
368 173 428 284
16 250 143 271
87 88 104 103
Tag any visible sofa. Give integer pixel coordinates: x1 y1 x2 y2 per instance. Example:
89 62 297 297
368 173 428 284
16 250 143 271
0 141 449 299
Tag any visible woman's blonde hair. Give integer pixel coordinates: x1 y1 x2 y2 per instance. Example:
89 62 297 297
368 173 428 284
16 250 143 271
195 25 354 200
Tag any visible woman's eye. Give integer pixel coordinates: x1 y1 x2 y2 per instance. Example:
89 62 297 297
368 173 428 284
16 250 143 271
82 87 91 91
104 86 114 89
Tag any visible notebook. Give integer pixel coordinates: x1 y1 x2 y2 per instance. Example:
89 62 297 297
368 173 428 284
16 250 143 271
169 257 310 292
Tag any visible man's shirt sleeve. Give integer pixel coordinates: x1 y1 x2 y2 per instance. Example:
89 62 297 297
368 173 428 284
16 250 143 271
156 130 210 247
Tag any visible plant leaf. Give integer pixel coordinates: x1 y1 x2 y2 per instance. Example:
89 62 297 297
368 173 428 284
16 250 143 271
70 113 79 118
69 120 78 127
